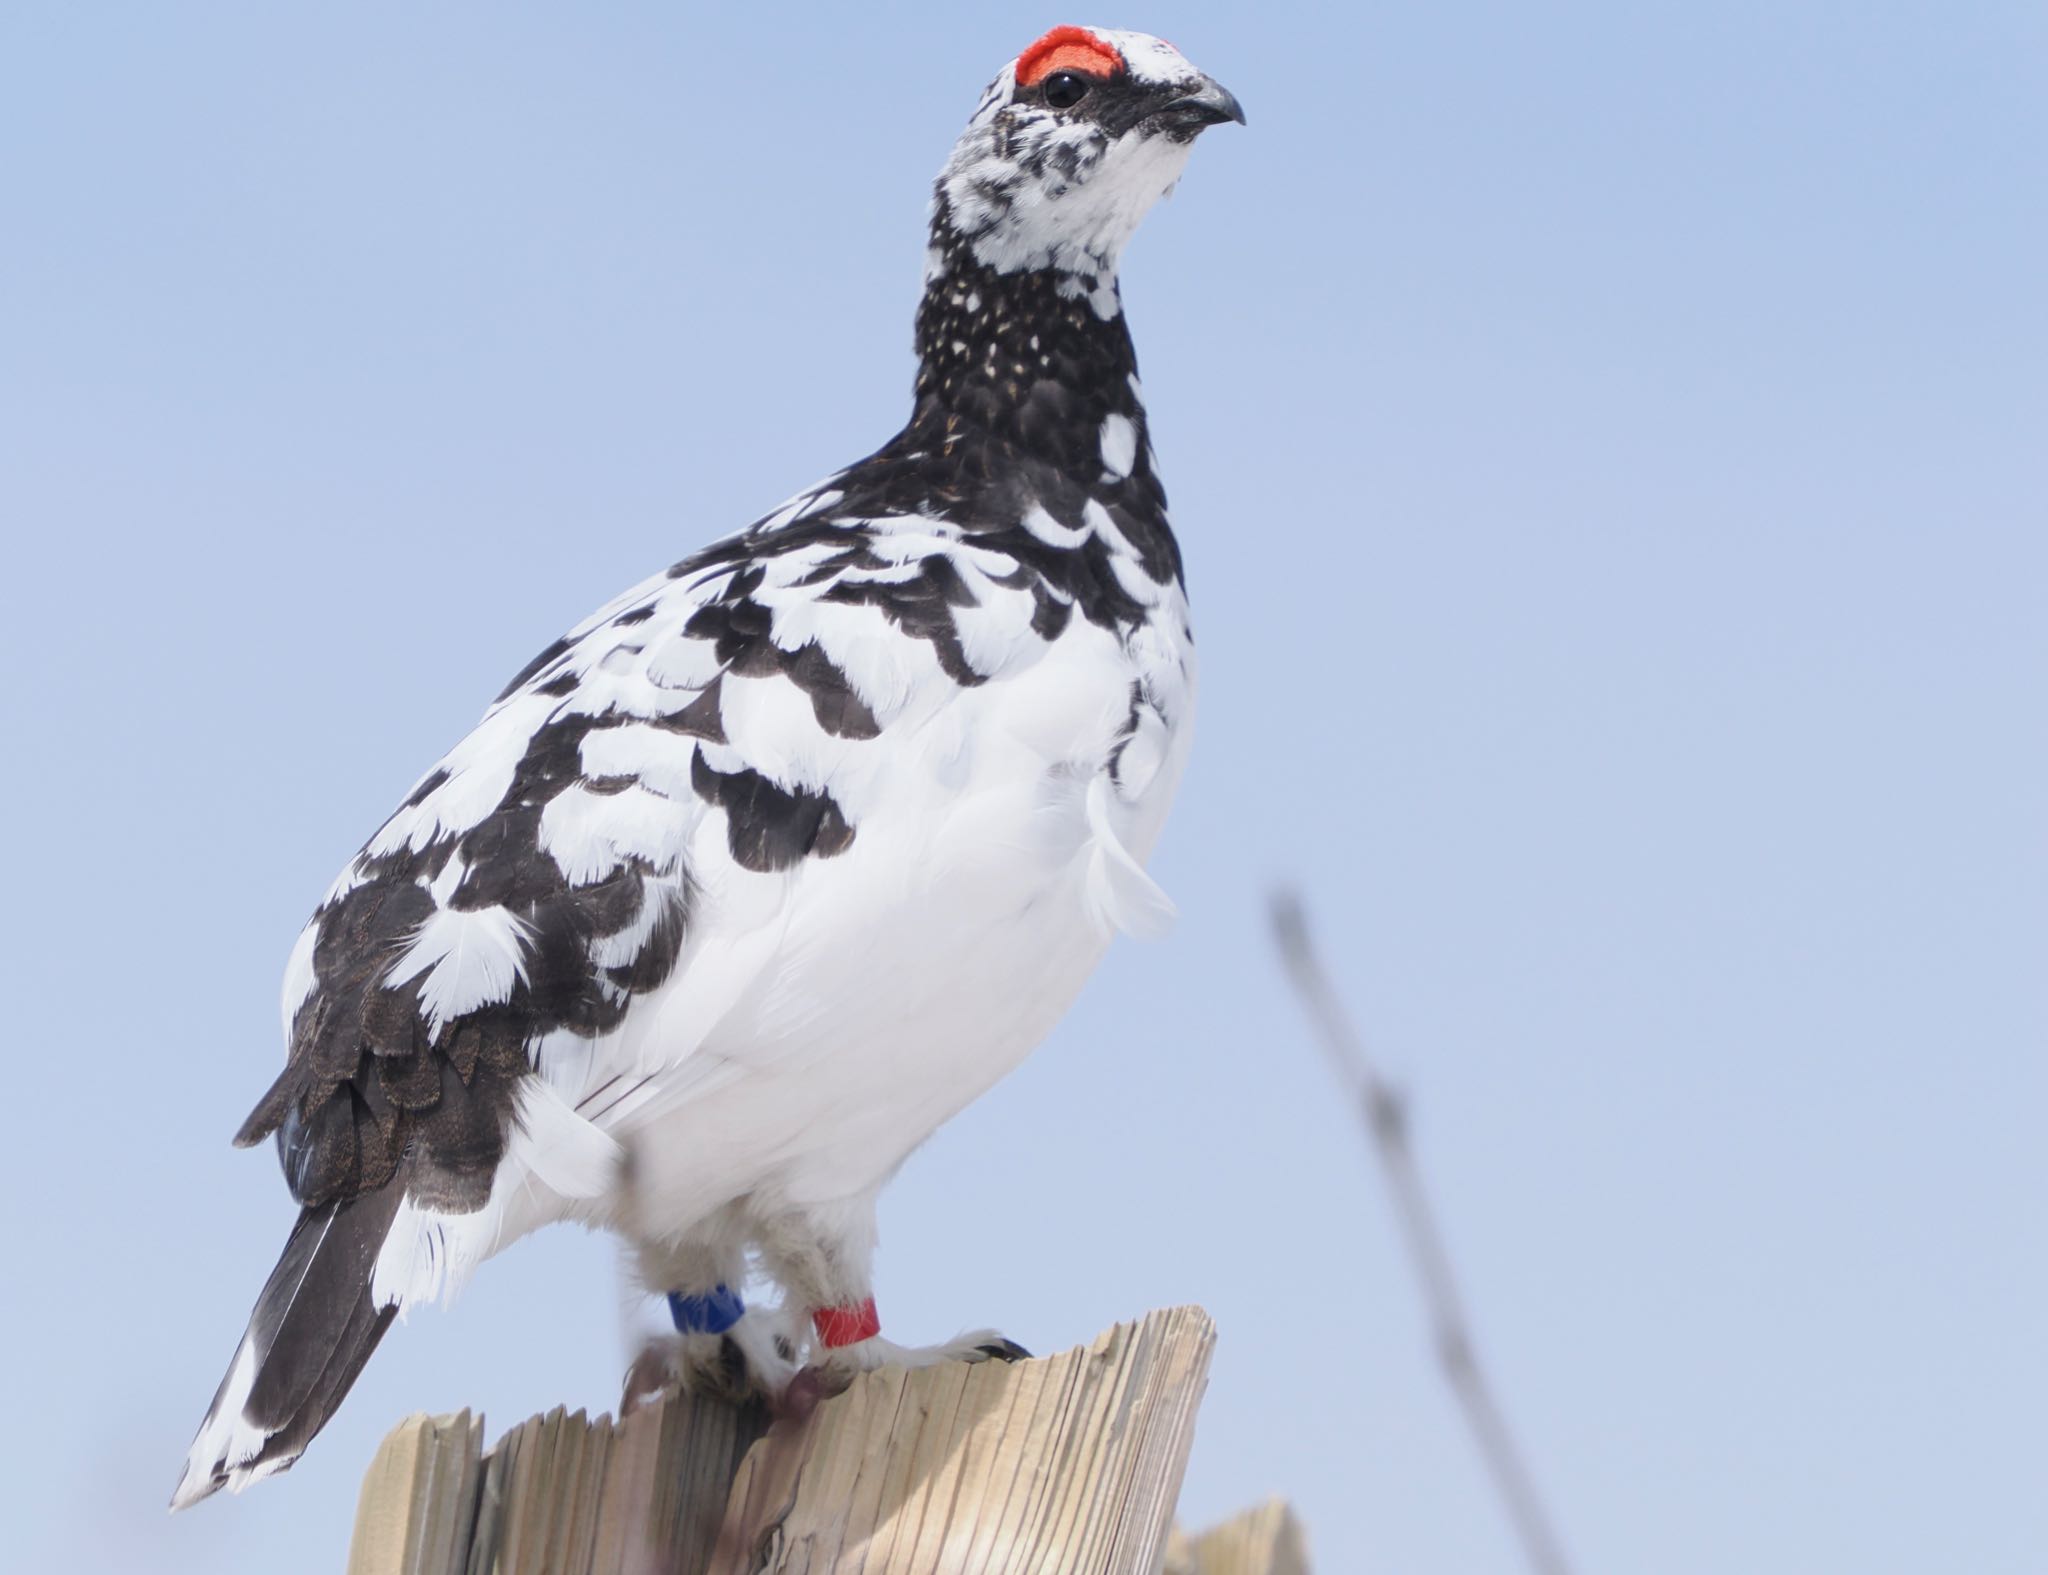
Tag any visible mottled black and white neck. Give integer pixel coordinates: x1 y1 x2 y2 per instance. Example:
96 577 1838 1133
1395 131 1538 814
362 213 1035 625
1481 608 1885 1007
907 26 1239 475
912 208 1147 495
854 28 1240 619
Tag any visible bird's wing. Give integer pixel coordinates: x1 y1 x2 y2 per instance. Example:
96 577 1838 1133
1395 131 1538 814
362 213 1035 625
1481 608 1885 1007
230 485 1141 1224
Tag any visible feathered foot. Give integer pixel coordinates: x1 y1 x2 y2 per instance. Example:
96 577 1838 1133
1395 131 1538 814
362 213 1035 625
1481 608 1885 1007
622 1304 799 1412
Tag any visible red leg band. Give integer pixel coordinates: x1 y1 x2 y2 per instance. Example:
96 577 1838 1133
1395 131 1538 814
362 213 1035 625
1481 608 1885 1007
812 1298 880 1348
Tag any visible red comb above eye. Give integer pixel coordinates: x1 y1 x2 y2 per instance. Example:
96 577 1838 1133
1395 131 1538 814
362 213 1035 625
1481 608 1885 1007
1016 25 1125 87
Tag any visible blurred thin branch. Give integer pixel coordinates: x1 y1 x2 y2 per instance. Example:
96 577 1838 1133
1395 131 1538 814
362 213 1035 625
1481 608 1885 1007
1269 890 1575 1575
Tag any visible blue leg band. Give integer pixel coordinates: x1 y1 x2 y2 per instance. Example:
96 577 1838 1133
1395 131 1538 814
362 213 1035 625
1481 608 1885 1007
668 1283 745 1335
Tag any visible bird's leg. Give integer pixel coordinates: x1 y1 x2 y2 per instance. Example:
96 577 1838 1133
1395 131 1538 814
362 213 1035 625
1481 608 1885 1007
756 1197 1031 1395
621 1239 797 1410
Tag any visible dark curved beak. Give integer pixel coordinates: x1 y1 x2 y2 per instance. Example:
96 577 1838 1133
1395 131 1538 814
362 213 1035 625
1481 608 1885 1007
1161 76 1247 131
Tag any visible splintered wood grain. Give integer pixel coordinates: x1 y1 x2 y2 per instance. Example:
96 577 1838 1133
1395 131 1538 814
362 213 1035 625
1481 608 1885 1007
470 1395 767 1575
495 1407 609 1575
346 1409 484 1575
1167 1499 1312 1575
711 1305 1217 1575
597 1389 768 1575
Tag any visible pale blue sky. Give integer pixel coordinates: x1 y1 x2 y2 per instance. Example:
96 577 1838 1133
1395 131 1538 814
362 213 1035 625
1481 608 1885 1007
2 4 2042 1572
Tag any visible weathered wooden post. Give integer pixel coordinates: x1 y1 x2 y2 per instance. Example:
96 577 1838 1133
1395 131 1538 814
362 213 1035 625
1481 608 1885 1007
344 1305 1297 1575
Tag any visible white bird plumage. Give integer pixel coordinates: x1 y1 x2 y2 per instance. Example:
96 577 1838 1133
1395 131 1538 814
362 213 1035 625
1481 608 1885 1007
176 21 1240 1510
369 506 1195 1312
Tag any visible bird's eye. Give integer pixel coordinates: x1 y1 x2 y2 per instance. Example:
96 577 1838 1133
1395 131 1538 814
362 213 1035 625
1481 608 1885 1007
1041 71 1090 110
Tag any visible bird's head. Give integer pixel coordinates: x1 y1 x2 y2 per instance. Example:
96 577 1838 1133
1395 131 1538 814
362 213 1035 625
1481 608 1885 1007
932 26 1244 312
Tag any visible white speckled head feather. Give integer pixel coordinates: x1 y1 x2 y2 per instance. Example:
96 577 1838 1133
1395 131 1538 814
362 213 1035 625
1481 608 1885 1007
934 27 1242 314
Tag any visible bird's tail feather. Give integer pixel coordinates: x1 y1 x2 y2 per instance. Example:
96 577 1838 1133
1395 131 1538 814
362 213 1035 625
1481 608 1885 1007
170 1184 404 1511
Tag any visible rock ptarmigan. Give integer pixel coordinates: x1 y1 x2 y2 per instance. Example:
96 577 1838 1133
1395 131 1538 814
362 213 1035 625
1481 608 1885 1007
174 23 1241 1509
